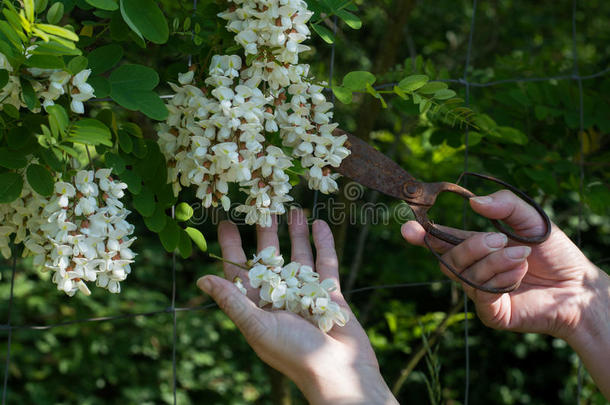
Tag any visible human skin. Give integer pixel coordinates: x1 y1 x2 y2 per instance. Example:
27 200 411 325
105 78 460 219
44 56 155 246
402 190 610 399
198 191 610 403
198 209 399 404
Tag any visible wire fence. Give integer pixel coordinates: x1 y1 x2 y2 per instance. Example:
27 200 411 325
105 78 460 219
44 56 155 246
1 0 606 404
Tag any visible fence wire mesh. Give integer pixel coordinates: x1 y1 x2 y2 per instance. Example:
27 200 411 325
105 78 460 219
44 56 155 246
1 0 606 404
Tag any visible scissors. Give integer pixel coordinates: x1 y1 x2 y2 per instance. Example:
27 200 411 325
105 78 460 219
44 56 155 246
333 129 552 294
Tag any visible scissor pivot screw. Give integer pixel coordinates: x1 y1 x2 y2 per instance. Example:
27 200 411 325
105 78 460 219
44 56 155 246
404 184 419 196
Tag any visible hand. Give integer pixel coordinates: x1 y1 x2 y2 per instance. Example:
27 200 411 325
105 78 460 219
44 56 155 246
402 190 610 398
197 209 398 405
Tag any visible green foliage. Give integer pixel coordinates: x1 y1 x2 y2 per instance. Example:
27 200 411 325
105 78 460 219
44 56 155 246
119 0 168 44
0 1 609 404
0 171 22 202
185 227 207 253
26 163 54 196
109 64 168 120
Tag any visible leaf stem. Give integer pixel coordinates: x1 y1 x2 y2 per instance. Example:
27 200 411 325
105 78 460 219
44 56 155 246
85 145 96 171
208 253 250 270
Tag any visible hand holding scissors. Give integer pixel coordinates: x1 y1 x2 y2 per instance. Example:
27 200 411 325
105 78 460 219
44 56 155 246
334 130 552 294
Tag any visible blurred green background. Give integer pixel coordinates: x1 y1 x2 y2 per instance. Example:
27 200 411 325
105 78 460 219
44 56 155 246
1 0 610 404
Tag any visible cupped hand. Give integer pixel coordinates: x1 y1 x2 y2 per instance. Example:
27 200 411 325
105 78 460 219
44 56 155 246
197 209 397 405
401 190 606 342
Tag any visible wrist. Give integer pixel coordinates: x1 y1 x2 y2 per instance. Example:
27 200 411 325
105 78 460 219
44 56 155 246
295 364 398 405
565 264 610 348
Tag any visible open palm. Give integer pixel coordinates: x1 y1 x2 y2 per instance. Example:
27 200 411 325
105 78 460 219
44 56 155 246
197 209 394 404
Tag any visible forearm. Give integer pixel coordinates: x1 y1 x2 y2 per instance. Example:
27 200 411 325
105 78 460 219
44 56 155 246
295 365 399 405
566 266 610 400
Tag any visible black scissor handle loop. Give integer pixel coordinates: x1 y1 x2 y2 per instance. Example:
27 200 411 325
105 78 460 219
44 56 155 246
411 173 552 295
457 172 552 245
411 173 552 247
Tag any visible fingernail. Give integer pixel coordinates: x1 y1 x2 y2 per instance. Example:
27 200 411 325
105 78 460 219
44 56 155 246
505 246 532 260
472 196 493 205
197 276 212 293
485 233 508 249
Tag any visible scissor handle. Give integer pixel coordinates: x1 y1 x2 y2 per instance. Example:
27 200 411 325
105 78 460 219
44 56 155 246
411 172 552 247
409 173 551 294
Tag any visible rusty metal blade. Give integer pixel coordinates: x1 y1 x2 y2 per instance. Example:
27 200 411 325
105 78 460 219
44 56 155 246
334 129 419 201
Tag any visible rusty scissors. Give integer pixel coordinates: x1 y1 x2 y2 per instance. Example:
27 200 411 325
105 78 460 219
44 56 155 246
334 130 552 294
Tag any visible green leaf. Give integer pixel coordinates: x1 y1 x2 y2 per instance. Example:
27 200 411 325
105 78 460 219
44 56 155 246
492 126 529 145
144 205 167 233
7 126 31 150
0 69 8 89
120 169 142 194
342 71 376 91
418 81 448 94
35 0 49 14
332 85 352 104
88 76 110 98
0 172 23 203
68 119 112 146
86 0 118 10
104 152 125 175
47 104 69 138
46 2 64 24
24 54 65 69
21 79 39 111
35 23 80 42
109 64 168 120
393 85 409 100
39 147 63 171
434 89 457 100
398 75 429 92
109 64 159 90
31 41 81 56
26 164 54 196
133 187 155 217
3 104 19 119
117 129 133 153
24 0 35 22
311 23 334 44
462 131 483 147
366 83 386 108
185 227 207 252
178 229 193 259
159 219 181 252
175 202 193 222
336 9 361 29
67 55 88 74
87 44 123 75
120 0 169 44
0 148 27 169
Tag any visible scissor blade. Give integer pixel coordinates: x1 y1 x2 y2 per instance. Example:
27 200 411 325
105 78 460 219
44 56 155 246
334 130 418 201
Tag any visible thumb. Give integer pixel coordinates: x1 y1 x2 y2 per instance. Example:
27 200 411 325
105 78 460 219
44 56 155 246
470 190 548 239
197 275 269 345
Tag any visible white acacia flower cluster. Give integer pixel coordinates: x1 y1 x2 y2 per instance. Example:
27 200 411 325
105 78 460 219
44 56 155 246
158 0 350 227
0 168 136 296
0 178 48 260
235 246 350 333
0 52 95 114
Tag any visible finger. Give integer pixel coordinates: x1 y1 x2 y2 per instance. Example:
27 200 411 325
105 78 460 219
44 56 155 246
460 246 531 293
470 190 548 238
198 275 270 346
312 220 339 287
442 232 509 273
312 219 349 308
257 215 280 253
401 221 477 254
218 220 248 281
287 208 314 267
